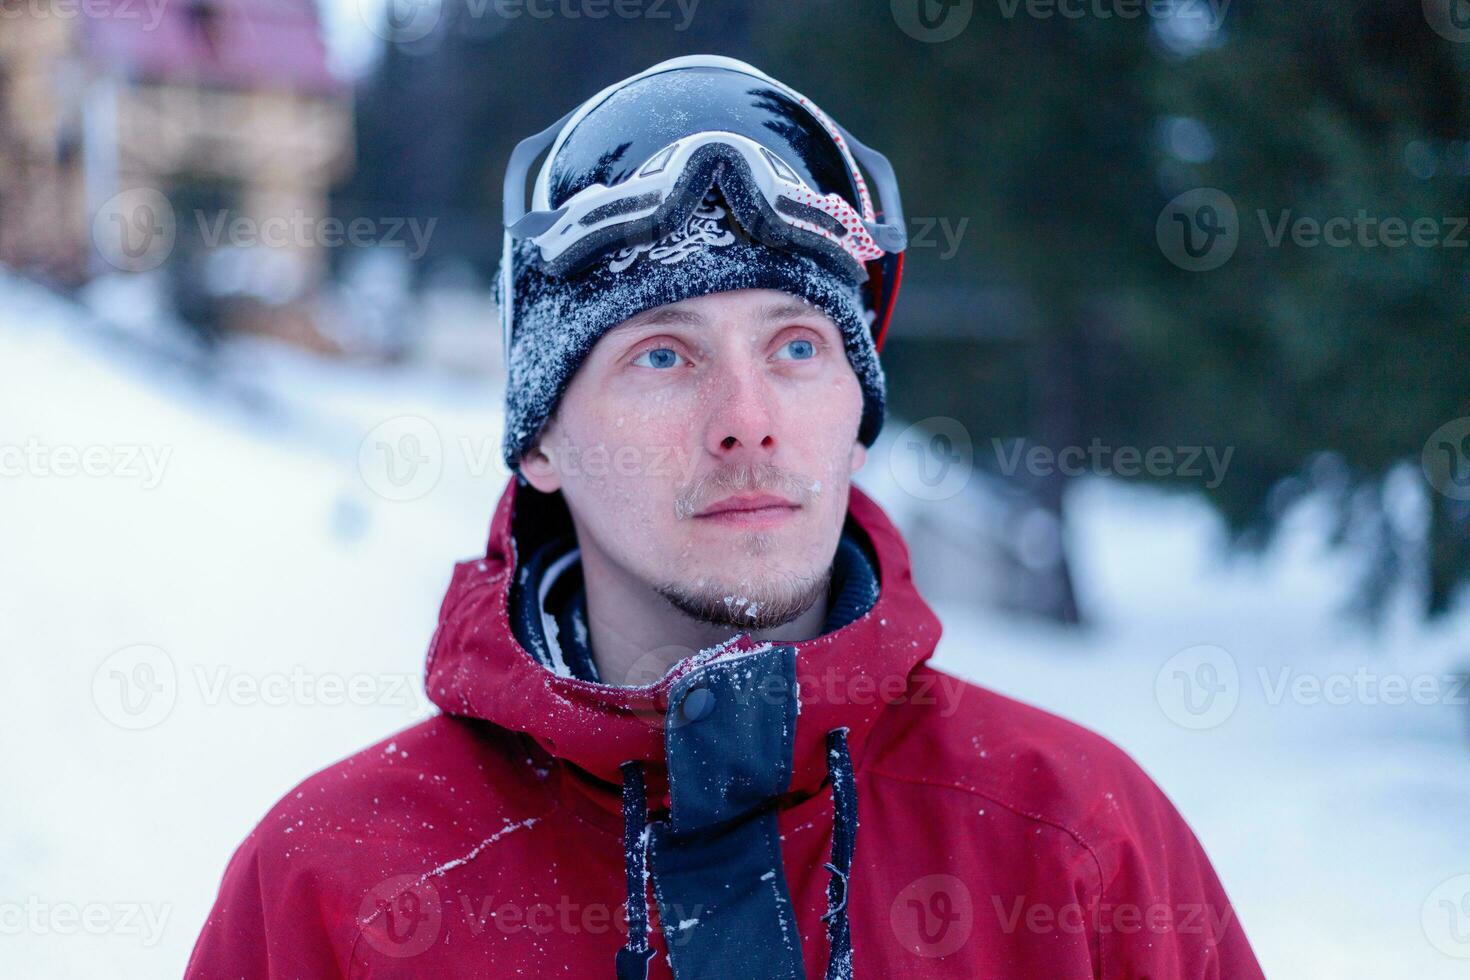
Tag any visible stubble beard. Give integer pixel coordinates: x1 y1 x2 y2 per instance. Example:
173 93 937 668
661 460 835 629
655 557 831 630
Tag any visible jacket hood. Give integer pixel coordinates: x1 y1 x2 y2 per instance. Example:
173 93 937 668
424 476 943 802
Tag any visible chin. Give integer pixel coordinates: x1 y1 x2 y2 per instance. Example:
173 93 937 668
657 559 828 631
728 550 827 594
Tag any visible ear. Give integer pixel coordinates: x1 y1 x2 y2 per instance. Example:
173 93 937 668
849 441 867 474
518 430 564 495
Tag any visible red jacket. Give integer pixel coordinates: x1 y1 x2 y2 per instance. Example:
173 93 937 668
187 477 1264 979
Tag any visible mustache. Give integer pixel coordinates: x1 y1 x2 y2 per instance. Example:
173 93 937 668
673 462 821 520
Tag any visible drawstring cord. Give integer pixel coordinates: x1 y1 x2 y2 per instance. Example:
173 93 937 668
613 728 859 980
616 761 655 980
822 727 857 980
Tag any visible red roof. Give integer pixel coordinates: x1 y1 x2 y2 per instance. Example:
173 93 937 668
83 0 343 95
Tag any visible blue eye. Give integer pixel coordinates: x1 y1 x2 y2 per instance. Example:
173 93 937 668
633 346 684 369
777 338 817 360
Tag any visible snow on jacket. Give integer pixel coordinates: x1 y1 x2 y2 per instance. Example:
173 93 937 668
186 477 1265 979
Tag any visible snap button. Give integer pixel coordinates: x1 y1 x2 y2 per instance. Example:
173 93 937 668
679 685 714 723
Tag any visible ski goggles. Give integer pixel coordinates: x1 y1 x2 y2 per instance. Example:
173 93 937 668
501 55 907 353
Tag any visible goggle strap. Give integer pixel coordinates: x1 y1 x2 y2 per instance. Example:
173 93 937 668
502 106 578 228
502 106 578 357
830 118 907 253
500 228 515 361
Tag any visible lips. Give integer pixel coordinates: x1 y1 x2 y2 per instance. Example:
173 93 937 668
694 492 799 518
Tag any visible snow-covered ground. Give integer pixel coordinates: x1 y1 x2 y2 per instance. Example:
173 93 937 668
4 273 1469 978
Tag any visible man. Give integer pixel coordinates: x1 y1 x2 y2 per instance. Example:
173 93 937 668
187 56 1264 979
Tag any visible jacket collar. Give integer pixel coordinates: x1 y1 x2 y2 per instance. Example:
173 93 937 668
512 523 883 684
424 476 943 802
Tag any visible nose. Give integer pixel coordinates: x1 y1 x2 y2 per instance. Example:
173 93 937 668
704 360 777 463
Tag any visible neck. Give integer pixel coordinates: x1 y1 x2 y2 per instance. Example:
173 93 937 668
576 539 832 686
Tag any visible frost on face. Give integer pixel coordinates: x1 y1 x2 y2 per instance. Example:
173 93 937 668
722 594 762 620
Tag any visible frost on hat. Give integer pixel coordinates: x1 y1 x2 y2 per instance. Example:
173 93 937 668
500 188 887 474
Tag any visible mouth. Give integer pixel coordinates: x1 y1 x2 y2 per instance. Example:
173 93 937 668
693 492 800 529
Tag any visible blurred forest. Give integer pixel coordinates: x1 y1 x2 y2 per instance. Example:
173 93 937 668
341 0 1470 620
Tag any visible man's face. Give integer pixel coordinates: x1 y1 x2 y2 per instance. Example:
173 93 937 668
520 288 868 630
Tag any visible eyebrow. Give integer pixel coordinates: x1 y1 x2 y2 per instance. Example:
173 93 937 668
615 306 708 331
755 299 826 323
614 298 827 333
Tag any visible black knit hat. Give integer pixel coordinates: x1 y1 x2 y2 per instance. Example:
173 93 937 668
500 188 887 473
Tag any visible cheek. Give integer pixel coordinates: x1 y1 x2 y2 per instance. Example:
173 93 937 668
776 371 863 521
788 370 863 454
559 388 693 504
604 381 713 485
